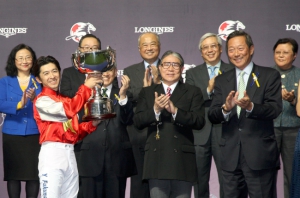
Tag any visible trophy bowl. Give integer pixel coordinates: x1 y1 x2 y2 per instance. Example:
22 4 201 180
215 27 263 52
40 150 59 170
72 46 117 121
72 46 116 74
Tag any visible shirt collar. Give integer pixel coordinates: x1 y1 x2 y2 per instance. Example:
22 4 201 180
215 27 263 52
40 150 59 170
161 81 178 94
206 60 221 68
144 59 159 69
235 61 253 77
102 84 112 90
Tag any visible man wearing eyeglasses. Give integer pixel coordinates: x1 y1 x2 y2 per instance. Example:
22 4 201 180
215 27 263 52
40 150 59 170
185 33 233 198
60 34 136 198
123 32 161 198
134 50 205 198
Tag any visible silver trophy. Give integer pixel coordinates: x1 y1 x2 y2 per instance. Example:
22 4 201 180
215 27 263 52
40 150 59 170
72 46 117 121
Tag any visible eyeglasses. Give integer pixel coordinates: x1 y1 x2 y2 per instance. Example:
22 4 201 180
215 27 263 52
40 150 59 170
160 62 181 70
15 56 32 62
201 44 219 52
80 45 99 52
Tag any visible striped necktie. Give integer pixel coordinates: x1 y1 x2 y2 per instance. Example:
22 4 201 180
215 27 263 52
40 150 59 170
102 88 108 98
166 87 172 96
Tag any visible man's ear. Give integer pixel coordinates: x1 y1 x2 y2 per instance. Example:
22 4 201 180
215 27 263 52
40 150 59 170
35 76 42 84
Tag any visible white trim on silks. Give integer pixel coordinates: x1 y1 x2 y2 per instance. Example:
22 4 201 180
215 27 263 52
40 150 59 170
38 142 78 198
35 96 68 122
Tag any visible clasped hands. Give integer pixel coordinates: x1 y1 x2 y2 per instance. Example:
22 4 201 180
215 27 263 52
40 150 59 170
282 88 295 103
143 65 160 87
222 90 253 112
154 92 177 115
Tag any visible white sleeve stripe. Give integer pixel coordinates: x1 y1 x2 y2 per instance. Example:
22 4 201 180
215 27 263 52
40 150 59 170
35 96 68 122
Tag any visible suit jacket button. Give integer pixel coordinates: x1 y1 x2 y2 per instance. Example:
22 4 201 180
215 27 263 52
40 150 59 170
174 149 177 152
239 128 242 131
153 148 156 152
174 135 178 138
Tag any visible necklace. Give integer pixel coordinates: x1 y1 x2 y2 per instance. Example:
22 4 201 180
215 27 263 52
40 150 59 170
17 76 30 84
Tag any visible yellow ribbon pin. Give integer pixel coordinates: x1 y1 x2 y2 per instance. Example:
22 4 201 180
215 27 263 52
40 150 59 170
114 94 120 101
32 78 38 89
252 73 260 87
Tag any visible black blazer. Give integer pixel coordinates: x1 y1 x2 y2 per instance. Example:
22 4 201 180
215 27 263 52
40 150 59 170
186 61 233 145
60 66 136 177
133 81 206 182
208 64 282 171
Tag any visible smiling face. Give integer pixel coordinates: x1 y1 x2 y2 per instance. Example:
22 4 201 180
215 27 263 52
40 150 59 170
201 36 222 66
36 63 60 91
274 43 296 70
227 36 254 70
138 33 160 64
101 67 117 87
15 49 33 74
159 54 183 86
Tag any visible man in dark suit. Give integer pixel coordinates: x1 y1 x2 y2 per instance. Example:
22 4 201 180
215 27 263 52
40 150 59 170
134 50 205 198
186 33 233 198
123 32 161 198
60 34 136 198
208 30 282 198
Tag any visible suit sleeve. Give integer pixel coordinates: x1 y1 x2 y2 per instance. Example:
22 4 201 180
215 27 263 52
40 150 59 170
133 87 157 130
119 91 134 125
208 76 228 124
0 78 19 115
60 68 78 98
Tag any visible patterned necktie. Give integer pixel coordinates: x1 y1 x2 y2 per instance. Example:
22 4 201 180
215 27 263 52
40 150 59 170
166 87 172 97
237 71 245 117
102 88 108 98
209 66 217 79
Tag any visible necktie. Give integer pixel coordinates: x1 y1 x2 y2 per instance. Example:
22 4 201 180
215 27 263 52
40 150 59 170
102 88 108 98
209 66 217 79
237 71 245 117
166 87 172 97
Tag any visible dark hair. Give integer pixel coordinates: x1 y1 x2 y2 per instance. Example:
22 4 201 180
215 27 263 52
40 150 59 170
160 50 184 66
273 38 298 54
78 34 101 50
32 56 61 78
226 30 254 51
5 44 37 77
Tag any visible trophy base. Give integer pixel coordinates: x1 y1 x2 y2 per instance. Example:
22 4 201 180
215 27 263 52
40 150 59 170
82 113 116 121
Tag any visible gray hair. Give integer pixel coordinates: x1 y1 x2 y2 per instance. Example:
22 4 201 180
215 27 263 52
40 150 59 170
198 33 222 50
160 50 184 66
138 32 160 46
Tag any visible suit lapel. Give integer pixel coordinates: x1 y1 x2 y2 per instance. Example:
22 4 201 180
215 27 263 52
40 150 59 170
246 64 259 100
8 77 23 95
170 81 187 105
135 62 145 85
200 63 210 84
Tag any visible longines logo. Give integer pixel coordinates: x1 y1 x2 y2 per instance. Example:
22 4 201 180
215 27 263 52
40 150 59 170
0 28 27 38
135 27 174 34
286 24 300 32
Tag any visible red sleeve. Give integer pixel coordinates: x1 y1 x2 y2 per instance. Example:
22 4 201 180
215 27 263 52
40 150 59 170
77 121 97 141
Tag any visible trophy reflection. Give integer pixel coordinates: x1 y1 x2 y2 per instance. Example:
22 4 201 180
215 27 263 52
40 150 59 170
72 46 117 121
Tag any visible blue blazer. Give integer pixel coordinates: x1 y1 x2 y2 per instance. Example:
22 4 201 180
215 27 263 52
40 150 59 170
0 75 41 135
